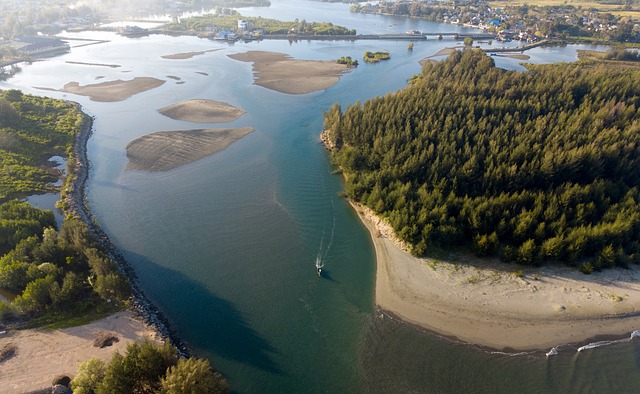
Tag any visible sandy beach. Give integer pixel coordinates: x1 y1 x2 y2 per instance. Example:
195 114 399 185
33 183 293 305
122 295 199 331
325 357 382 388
62 77 165 102
0 311 160 392
352 202 640 351
126 127 254 171
228 51 350 94
158 99 246 123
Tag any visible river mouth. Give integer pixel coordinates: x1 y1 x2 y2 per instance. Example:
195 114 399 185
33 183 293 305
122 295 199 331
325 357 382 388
1 3 631 392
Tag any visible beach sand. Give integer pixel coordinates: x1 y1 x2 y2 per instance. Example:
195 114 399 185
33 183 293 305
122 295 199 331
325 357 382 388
352 202 640 351
228 51 350 94
158 99 246 123
126 127 254 171
0 311 160 393
62 77 165 102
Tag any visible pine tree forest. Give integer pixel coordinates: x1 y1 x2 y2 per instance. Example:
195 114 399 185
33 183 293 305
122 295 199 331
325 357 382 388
324 49 640 271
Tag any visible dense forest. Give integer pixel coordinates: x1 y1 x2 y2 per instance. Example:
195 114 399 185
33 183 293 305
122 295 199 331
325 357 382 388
324 50 640 272
170 10 356 35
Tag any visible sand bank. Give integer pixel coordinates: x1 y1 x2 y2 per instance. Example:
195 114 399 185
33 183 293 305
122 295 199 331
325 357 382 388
158 99 246 123
161 49 221 60
494 53 531 60
62 77 165 102
228 51 349 94
126 127 254 171
0 311 160 393
352 202 640 351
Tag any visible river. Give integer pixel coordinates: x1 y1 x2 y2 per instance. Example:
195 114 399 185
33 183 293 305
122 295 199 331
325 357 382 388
3 1 638 392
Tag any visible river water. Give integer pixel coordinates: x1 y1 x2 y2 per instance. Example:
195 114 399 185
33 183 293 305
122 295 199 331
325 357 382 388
3 1 639 392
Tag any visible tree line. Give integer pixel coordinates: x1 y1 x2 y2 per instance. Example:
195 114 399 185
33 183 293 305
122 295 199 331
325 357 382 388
324 49 640 272
170 10 356 35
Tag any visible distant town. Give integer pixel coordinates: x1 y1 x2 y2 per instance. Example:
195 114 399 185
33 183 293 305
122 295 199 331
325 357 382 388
1 0 639 75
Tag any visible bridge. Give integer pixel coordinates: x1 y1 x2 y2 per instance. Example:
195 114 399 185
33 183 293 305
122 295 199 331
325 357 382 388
261 32 496 41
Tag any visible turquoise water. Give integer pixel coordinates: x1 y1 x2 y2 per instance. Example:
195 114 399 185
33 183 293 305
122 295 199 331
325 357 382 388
3 2 640 392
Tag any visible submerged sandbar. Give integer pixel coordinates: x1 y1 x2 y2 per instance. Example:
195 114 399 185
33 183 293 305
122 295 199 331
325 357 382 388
158 99 246 123
228 51 350 95
62 77 165 102
126 127 254 171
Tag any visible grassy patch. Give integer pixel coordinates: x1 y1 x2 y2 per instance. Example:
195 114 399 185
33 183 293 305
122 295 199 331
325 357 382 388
19 302 123 330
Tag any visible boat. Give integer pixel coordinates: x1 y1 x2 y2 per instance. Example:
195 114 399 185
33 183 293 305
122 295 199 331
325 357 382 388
315 256 323 277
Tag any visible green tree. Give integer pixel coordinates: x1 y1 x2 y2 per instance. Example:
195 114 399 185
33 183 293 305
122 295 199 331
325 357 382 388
464 37 473 46
98 340 178 394
161 358 230 394
71 358 107 394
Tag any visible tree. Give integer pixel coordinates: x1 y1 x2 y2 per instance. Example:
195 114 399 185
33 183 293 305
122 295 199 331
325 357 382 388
93 272 131 302
464 37 473 46
71 359 107 394
98 340 178 394
161 358 230 394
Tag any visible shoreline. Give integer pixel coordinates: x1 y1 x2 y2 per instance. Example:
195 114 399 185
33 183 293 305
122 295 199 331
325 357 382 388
319 128 640 352
1 311 161 392
64 111 190 357
351 200 640 351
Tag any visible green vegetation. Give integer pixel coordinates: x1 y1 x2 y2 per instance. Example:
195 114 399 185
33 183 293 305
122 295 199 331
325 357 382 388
464 37 474 46
363 51 391 63
324 49 640 270
0 89 85 201
604 47 640 61
0 202 131 323
169 10 356 35
336 56 359 67
0 90 132 325
71 340 229 394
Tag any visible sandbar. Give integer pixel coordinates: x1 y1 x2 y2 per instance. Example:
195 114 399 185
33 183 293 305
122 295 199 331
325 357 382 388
158 99 246 123
353 202 640 351
161 49 221 60
0 311 160 393
62 77 165 102
126 127 254 171
228 51 350 95
428 47 456 58
494 53 531 60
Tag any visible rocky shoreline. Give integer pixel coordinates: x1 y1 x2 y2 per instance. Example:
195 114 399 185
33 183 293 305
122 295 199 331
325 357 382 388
64 111 190 357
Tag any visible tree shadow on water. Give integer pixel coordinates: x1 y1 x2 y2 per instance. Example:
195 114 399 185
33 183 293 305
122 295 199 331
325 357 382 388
125 251 284 376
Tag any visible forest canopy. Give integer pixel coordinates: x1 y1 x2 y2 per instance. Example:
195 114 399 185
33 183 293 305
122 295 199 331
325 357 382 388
324 49 640 270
